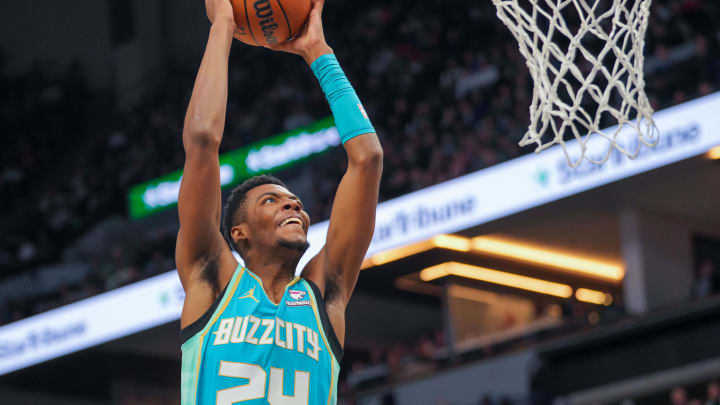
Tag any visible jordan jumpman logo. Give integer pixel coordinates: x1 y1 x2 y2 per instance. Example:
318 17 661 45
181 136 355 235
238 286 259 302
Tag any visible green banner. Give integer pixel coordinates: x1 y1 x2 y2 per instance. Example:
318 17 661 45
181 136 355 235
128 116 338 219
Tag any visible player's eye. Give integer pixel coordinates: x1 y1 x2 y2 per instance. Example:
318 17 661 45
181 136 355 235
264 197 276 204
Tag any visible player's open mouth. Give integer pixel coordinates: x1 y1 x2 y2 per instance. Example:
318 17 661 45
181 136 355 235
278 217 303 228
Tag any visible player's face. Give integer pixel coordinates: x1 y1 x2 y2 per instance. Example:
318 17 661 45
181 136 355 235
245 184 310 254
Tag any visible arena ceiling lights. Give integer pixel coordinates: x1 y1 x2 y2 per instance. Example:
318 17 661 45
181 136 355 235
420 262 574 298
360 234 471 268
416 262 613 305
708 145 720 160
361 234 624 282
575 288 613 305
470 236 624 281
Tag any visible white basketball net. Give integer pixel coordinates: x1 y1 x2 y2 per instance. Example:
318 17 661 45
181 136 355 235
493 0 660 167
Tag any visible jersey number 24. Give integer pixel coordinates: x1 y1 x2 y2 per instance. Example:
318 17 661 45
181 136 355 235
217 360 310 404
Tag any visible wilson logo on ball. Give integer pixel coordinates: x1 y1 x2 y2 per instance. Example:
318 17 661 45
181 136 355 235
254 0 279 45
231 0 310 47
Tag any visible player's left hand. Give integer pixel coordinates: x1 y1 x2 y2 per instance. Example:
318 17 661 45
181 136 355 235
265 0 333 65
205 0 235 27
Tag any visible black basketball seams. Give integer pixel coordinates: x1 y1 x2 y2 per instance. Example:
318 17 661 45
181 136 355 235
275 0 293 41
243 0 260 45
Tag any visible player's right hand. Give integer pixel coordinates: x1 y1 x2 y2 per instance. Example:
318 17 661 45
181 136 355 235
265 0 332 65
205 0 236 27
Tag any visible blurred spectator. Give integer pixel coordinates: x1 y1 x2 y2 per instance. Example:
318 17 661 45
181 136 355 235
622 380 720 405
671 386 688 405
707 381 720 405
691 260 720 299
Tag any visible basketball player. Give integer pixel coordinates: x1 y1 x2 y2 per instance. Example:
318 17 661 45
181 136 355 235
176 0 382 403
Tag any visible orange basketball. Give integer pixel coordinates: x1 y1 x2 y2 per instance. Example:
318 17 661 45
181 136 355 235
231 0 311 47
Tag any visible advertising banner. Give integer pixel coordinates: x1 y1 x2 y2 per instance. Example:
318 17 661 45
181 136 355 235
128 117 339 219
0 272 184 376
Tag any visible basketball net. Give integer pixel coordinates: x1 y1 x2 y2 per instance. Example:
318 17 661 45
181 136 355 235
493 0 659 167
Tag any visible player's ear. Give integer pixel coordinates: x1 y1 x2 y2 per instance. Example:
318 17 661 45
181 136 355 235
231 223 251 247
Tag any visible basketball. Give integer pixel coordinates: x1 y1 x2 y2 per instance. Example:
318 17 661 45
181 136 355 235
231 0 311 47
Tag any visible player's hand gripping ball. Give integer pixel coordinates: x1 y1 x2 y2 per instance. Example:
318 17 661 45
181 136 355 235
231 0 311 46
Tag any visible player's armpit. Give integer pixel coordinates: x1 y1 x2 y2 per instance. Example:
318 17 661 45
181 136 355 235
305 133 382 306
175 142 239 328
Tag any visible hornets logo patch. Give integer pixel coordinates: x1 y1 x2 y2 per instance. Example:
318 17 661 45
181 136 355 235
287 289 311 307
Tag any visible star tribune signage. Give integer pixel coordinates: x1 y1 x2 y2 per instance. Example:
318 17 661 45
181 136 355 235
0 272 185 376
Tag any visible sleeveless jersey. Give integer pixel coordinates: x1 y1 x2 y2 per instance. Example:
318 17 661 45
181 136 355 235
180 265 342 405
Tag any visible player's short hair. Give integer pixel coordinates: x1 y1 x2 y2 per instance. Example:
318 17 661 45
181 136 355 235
222 174 288 253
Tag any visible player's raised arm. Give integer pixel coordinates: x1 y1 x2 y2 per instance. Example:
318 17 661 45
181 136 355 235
176 0 238 297
268 0 383 344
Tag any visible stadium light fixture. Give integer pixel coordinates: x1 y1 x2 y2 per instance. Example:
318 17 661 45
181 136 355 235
362 239 435 268
708 146 720 160
432 234 473 252
362 235 624 283
575 288 613 305
471 236 624 281
361 234 470 269
419 262 573 298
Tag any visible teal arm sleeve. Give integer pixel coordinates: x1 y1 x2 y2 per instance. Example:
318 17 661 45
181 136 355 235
311 54 375 144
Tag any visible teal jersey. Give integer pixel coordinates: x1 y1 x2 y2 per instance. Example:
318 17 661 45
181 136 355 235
180 265 342 405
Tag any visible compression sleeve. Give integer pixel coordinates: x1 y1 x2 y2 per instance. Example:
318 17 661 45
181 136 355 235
311 53 375 144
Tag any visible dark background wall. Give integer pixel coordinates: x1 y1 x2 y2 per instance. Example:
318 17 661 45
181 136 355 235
0 0 195 108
